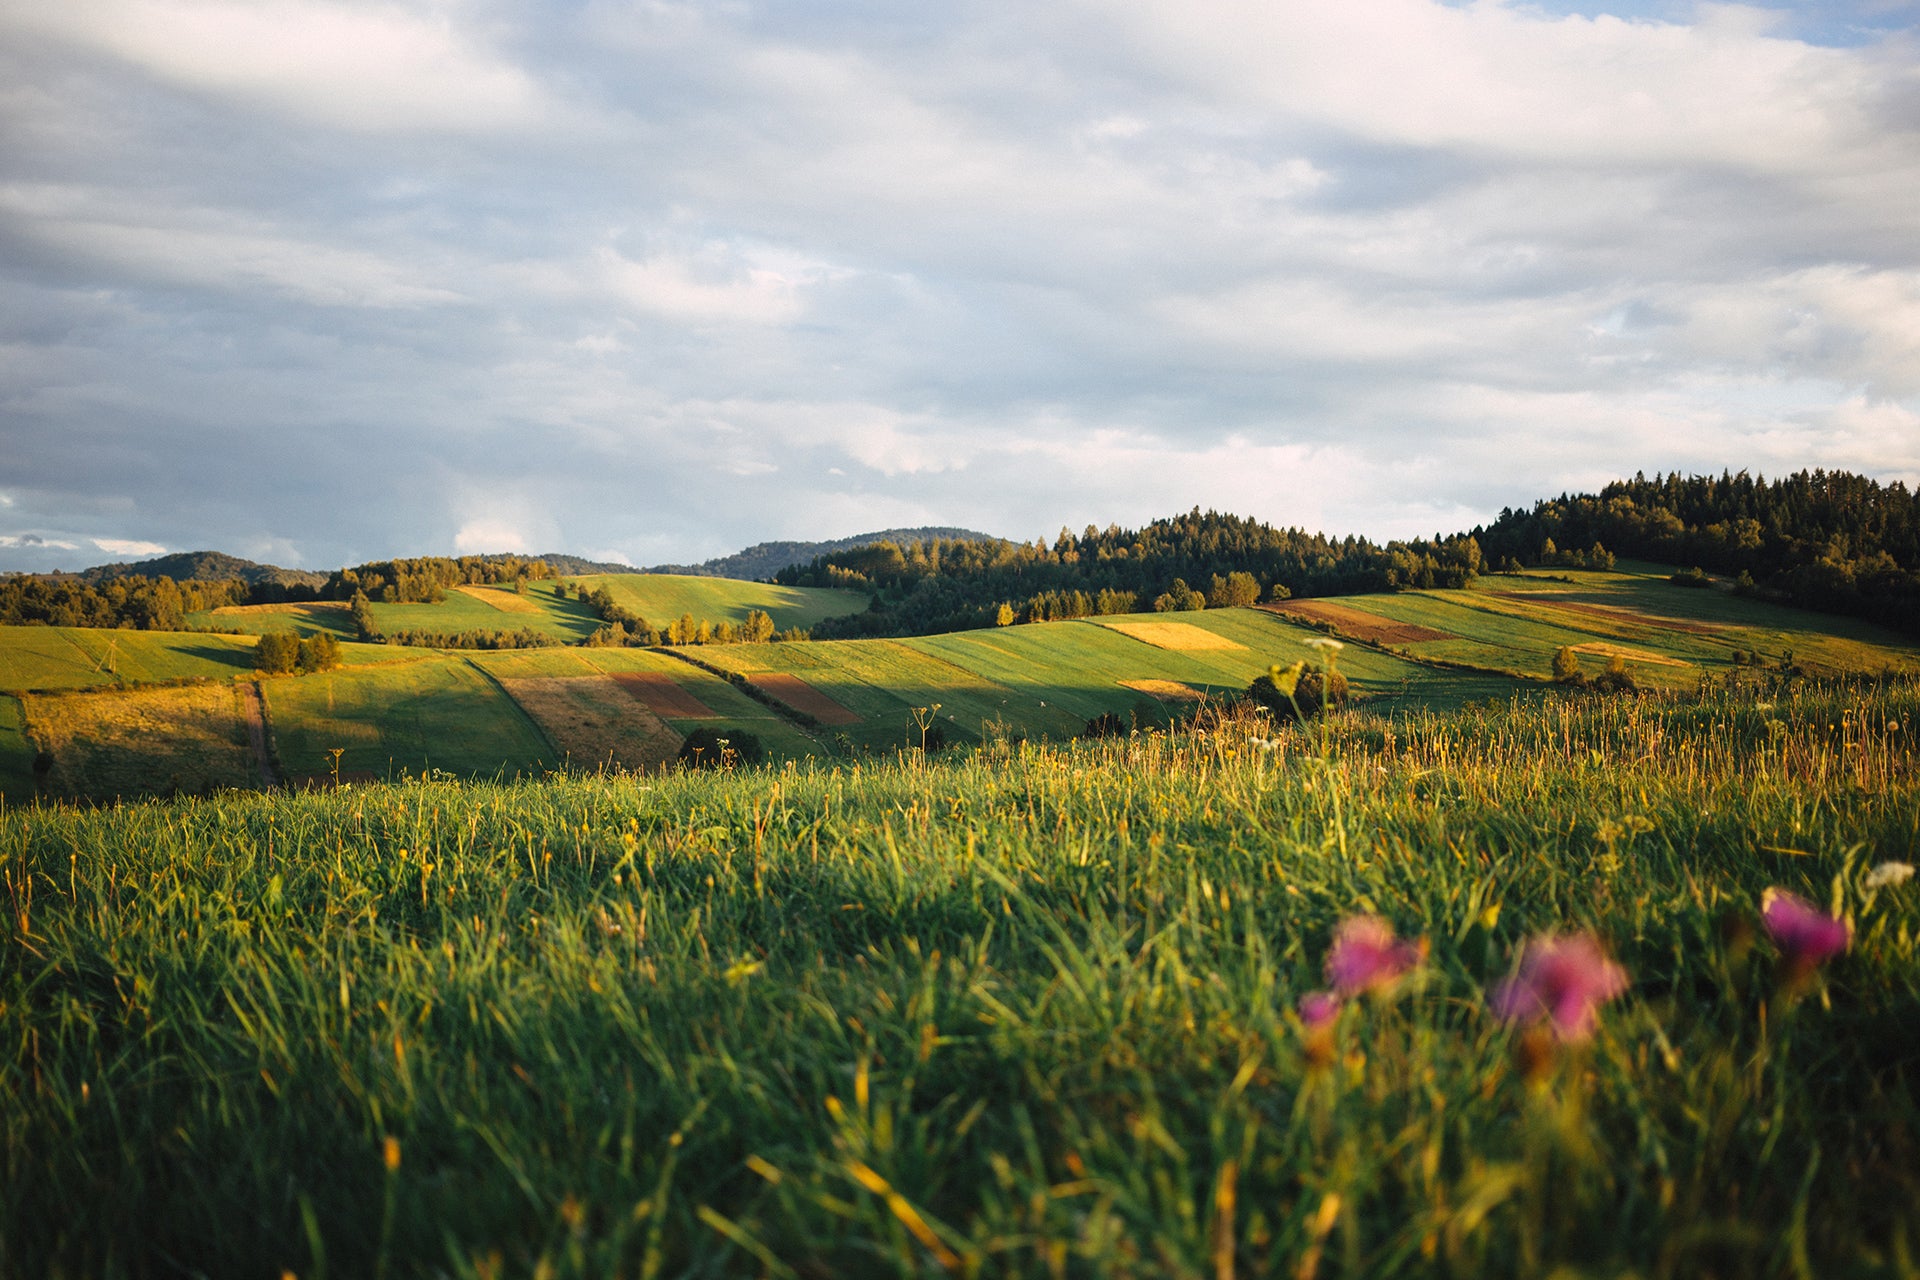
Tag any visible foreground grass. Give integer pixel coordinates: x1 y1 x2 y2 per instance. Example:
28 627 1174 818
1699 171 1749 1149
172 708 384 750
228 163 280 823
4 681 1918 1277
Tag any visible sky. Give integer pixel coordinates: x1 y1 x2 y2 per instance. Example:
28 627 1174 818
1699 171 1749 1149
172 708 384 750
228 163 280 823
1 0 1917 573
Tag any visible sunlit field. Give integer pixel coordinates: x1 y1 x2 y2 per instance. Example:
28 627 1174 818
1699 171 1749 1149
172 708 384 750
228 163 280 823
4 673 1916 1277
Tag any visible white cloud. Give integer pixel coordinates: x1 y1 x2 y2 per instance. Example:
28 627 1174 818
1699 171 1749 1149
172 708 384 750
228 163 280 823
92 537 166 556
2 0 548 133
452 518 530 555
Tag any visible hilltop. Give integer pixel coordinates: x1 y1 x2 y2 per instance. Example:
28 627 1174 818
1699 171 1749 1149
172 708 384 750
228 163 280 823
634 526 1001 580
75 550 327 591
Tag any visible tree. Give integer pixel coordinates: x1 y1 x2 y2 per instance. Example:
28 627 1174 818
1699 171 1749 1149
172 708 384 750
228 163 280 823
740 609 776 643
254 632 299 674
1551 646 1583 684
995 602 1016 626
296 632 342 673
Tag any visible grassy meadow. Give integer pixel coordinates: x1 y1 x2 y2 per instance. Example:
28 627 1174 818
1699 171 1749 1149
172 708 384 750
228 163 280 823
3 675 1916 1277
189 576 866 643
573 574 867 632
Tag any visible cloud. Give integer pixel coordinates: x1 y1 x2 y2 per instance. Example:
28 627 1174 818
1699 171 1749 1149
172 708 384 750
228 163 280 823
0 0 1916 570
91 537 167 557
2 0 549 133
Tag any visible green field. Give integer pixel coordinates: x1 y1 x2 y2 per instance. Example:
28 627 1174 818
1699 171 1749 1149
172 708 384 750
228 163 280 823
190 575 866 643
1274 565 1920 689
260 654 555 780
191 581 605 642
6 681 1917 1275
470 646 822 760
0 625 408 693
573 573 867 631
0 695 34 803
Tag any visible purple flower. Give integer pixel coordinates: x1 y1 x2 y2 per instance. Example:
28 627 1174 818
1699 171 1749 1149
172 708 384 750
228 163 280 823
1761 889 1849 975
1297 991 1342 1030
1489 933 1630 1043
1325 915 1425 997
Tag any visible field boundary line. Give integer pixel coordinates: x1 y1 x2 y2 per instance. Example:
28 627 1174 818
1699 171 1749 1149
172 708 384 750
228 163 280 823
461 656 564 765
653 648 831 747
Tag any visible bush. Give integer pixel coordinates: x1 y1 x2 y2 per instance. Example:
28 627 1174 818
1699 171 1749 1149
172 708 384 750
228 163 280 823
1592 654 1638 693
1082 711 1129 739
677 727 764 768
1670 567 1713 589
1246 667 1347 719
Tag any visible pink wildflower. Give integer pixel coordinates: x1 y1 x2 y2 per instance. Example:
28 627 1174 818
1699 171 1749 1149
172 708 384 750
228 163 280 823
1297 991 1342 1030
1489 933 1630 1042
1324 915 1425 997
1761 889 1849 978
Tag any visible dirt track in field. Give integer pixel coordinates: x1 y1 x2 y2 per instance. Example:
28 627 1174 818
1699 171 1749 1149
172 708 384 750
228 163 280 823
240 680 277 786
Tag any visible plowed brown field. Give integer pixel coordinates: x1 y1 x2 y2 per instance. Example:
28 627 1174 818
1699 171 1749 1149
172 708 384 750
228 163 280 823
610 672 717 718
751 673 862 724
501 676 681 769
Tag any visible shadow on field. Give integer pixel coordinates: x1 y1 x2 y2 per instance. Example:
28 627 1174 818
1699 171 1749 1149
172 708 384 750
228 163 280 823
177 644 258 673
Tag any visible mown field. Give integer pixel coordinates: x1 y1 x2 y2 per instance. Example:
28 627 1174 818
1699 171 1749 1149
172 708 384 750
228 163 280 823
4 679 1916 1276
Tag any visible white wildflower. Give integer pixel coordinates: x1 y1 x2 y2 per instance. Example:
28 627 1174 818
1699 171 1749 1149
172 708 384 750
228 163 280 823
1865 862 1914 889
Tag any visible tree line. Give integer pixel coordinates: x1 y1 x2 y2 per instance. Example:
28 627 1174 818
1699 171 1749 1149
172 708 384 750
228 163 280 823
775 510 1484 638
0 574 249 630
1473 469 1920 635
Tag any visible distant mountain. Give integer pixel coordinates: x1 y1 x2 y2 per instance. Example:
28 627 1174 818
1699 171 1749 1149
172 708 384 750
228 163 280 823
77 550 327 591
637 527 1002 581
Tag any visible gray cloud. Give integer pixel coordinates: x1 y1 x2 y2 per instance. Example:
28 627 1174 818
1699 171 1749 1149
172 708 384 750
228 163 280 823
1 0 1916 574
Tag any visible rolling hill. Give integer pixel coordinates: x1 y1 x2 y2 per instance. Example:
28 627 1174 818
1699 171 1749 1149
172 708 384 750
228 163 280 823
8 559 1918 801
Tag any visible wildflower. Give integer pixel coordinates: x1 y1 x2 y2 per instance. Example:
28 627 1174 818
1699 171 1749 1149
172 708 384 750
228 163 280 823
1489 933 1629 1042
1298 990 1342 1029
1297 990 1341 1070
1325 915 1425 997
1865 861 1914 890
1761 888 1849 980
1306 636 1345 655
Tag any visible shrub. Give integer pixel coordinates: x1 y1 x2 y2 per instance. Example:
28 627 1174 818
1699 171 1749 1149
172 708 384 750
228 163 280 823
1246 668 1347 719
677 727 764 768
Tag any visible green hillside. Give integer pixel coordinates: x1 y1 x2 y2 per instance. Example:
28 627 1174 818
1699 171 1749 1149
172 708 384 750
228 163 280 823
572 573 867 631
189 575 867 643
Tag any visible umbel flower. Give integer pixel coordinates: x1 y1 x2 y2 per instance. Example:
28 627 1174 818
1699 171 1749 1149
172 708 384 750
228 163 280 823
1760 888 1849 982
1489 933 1630 1043
1324 915 1426 997
1865 861 1914 890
